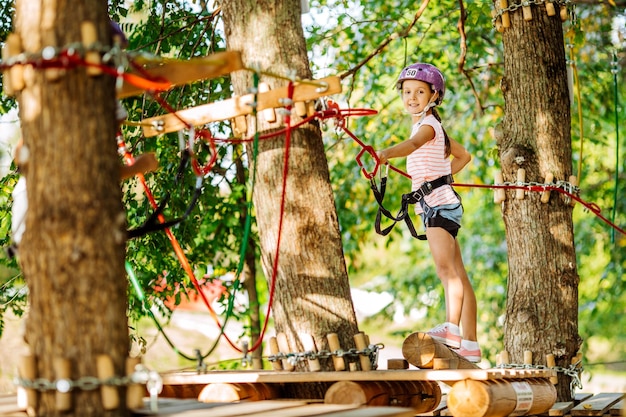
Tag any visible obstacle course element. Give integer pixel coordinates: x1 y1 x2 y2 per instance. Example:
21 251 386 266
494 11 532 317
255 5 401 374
402 331 479 370
139 75 342 137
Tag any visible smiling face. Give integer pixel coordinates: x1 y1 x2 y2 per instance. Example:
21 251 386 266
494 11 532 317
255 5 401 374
401 79 437 117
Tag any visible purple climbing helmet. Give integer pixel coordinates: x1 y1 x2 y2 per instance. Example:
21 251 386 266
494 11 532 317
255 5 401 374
396 63 445 104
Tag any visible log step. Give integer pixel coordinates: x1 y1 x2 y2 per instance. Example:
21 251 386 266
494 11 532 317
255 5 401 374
324 380 442 413
402 332 479 370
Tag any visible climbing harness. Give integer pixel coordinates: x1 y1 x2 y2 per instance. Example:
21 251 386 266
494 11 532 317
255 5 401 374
370 168 455 239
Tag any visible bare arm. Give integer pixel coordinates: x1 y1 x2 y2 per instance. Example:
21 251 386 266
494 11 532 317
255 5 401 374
377 125 435 164
449 138 471 175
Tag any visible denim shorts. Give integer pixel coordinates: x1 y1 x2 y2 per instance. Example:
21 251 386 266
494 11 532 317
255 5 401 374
418 203 463 229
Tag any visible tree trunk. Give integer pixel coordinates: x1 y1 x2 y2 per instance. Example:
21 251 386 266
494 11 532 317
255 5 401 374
15 1 129 416
221 0 360 381
496 2 582 400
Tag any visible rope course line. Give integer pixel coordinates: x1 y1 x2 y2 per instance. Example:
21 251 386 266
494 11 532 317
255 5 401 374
4 29 622 366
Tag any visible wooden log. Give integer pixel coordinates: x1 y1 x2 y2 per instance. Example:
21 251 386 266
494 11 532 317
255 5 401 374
401 332 478 370
447 378 556 417
126 357 144 409
198 382 279 403
301 333 321 372
81 21 102 76
53 357 72 412
17 354 37 414
258 83 277 123
276 332 295 371
354 333 372 371
96 354 119 410
324 380 441 414
545 353 558 385
268 336 283 371
515 168 526 199
327 333 346 371
541 172 554 203
494 171 506 203
387 359 408 370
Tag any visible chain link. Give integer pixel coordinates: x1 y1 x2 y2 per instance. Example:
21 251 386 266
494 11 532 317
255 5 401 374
492 0 572 27
495 179 580 203
267 343 383 370
496 361 583 395
14 364 162 394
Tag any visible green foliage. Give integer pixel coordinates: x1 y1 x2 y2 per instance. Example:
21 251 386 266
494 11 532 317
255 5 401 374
0 0 624 366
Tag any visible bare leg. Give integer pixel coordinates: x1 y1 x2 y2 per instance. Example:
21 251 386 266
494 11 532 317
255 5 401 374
426 227 464 326
453 239 477 341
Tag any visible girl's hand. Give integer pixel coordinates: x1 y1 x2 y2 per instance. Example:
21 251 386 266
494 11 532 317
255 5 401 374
377 150 388 165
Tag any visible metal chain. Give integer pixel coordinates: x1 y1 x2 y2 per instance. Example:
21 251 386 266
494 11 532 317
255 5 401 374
496 179 580 197
496 361 583 395
492 0 572 26
13 364 162 394
267 343 383 370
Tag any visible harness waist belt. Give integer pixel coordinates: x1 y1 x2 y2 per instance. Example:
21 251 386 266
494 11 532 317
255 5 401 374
405 174 454 205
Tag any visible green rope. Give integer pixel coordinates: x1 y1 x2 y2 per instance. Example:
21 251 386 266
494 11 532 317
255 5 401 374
126 261 198 362
611 51 620 243
125 72 263 364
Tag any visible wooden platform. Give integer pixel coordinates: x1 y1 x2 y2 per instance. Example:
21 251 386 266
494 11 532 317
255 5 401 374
0 395 415 417
159 368 556 385
2 391 623 416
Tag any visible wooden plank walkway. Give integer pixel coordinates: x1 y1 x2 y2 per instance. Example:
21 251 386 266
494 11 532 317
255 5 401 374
159 368 556 385
2 393 625 416
0 395 415 417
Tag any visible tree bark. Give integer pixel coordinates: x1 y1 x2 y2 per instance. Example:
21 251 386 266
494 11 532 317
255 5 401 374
15 1 129 416
496 2 582 400
220 0 360 383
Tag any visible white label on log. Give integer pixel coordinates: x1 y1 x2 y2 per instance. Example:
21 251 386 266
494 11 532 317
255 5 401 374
510 381 533 416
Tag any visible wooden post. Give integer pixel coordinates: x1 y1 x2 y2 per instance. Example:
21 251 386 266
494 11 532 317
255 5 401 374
276 333 295 371
522 3 533 21
515 168 526 199
353 332 372 371
258 83 277 123
500 350 510 365
401 332 478 370
492 9 503 33
5 34 25 94
126 357 144 410
499 0 511 28
53 358 72 412
523 350 533 365
326 333 346 371
494 171 506 203
268 336 283 371
300 333 321 372
448 378 556 417
541 172 554 203
96 354 119 410
17 355 37 414
80 21 102 76
545 353 558 385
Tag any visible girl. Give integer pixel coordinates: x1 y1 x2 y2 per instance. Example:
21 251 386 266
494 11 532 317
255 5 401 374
377 63 481 362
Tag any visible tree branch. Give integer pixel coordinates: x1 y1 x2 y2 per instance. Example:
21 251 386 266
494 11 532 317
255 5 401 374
339 0 431 80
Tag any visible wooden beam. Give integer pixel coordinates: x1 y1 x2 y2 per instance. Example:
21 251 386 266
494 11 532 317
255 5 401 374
159 368 557 386
139 75 342 137
116 50 244 99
